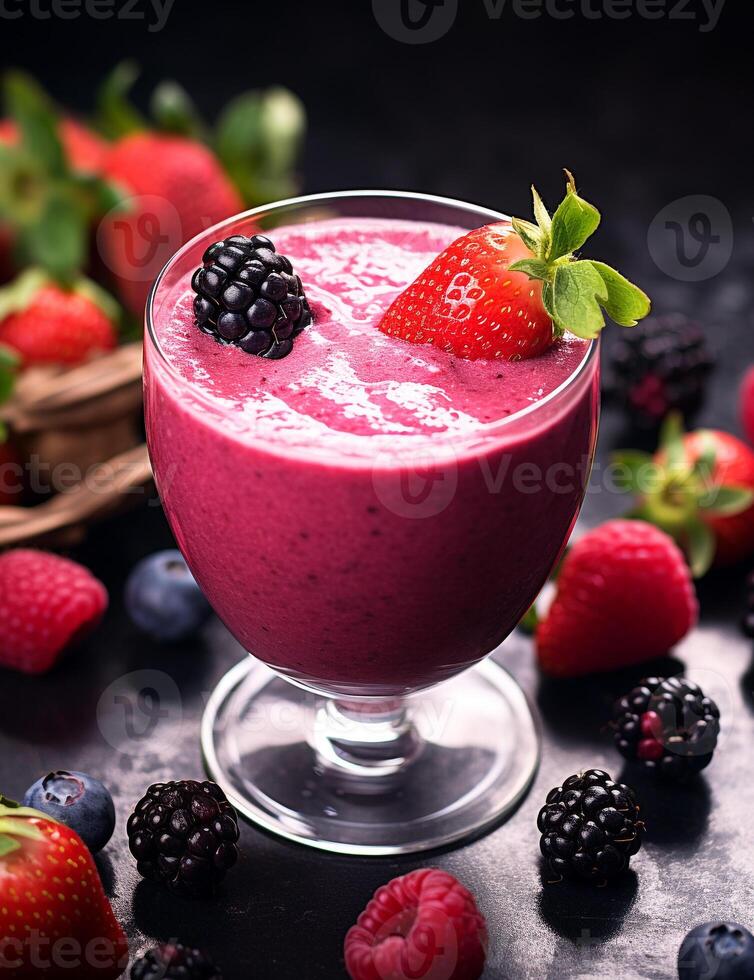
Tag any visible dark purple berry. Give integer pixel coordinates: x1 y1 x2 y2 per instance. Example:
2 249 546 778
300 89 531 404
537 769 643 882
131 942 222 980
191 235 311 359
127 779 240 898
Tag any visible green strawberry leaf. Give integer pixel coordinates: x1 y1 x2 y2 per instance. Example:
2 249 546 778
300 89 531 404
552 261 608 339
95 61 147 140
531 185 552 235
74 277 121 325
684 517 716 578
151 81 207 141
509 171 650 342
519 603 539 634
216 87 305 206
548 173 601 261
509 257 550 281
4 71 68 179
610 450 660 495
510 218 544 257
0 342 18 411
0 834 21 857
590 261 651 327
698 484 754 516
659 412 688 471
19 191 87 284
0 269 50 320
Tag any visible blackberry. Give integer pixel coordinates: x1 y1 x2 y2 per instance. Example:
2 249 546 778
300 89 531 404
610 313 714 427
613 676 720 779
741 570 754 638
191 234 312 360
537 769 643 882
678 922 754 980
131 943 222 980
127 779 240 898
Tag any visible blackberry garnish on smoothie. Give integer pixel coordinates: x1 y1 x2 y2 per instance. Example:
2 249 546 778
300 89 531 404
191 233 312 359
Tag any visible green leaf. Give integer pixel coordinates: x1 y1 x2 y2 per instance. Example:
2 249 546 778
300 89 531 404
551 261 608 339
698 484 754 516
0 342 18 407
0 834 21 857
531 185 552 235
684 517 715 578
151 81 207 140
19 192 87 283
95 61 147 140
0 269 50 320
509 257 550 281
518 603 539 634
548 179 601 261
215 87 305 205
74 277 121 325
590 262 651 327
4 71 67 178
610 450 660 495
659 412 687 471
511 218 543 256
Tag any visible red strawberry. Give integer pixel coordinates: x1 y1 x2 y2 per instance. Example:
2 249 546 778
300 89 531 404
0 440 23 505
616 415 754 574
536 520 697 678
100 133 243 315
380 221 554 360
0 281 117 367
657 429 754 569
0 798 128 979
740 366 754 447
0 117 108 175
379 172 650 360
0 549 108 674
344 869 487 980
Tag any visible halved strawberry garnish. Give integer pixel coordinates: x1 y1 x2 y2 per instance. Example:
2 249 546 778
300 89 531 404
379 171 651 360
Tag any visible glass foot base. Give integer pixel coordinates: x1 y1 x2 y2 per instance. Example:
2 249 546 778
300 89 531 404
201 658 540 856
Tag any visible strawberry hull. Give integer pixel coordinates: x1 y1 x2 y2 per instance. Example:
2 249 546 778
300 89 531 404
146 216 599 697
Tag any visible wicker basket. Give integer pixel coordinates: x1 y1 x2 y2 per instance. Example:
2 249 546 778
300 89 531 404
0 342 152 548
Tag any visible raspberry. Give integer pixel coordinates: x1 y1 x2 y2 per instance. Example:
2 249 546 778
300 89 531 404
536 519 698 677
344 869 487 980
0 549 108 674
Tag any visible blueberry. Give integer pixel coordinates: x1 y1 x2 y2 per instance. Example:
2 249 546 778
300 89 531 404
23 771 115 853
125 550 212 642
678 922 754 980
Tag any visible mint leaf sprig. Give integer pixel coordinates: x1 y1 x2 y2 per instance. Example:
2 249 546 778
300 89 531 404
509 171 651 340
612 412 754 577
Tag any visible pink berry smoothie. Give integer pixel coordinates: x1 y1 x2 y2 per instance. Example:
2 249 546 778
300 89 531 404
145 217 600 697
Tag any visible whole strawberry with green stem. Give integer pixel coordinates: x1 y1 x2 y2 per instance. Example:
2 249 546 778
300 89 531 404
0 796 128 979
379 170 651 359
613 412 754 575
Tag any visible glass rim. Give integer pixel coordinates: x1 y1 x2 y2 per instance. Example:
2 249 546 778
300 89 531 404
145 189 598 463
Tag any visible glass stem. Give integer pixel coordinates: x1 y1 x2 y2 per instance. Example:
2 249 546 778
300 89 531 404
311 697 423 785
